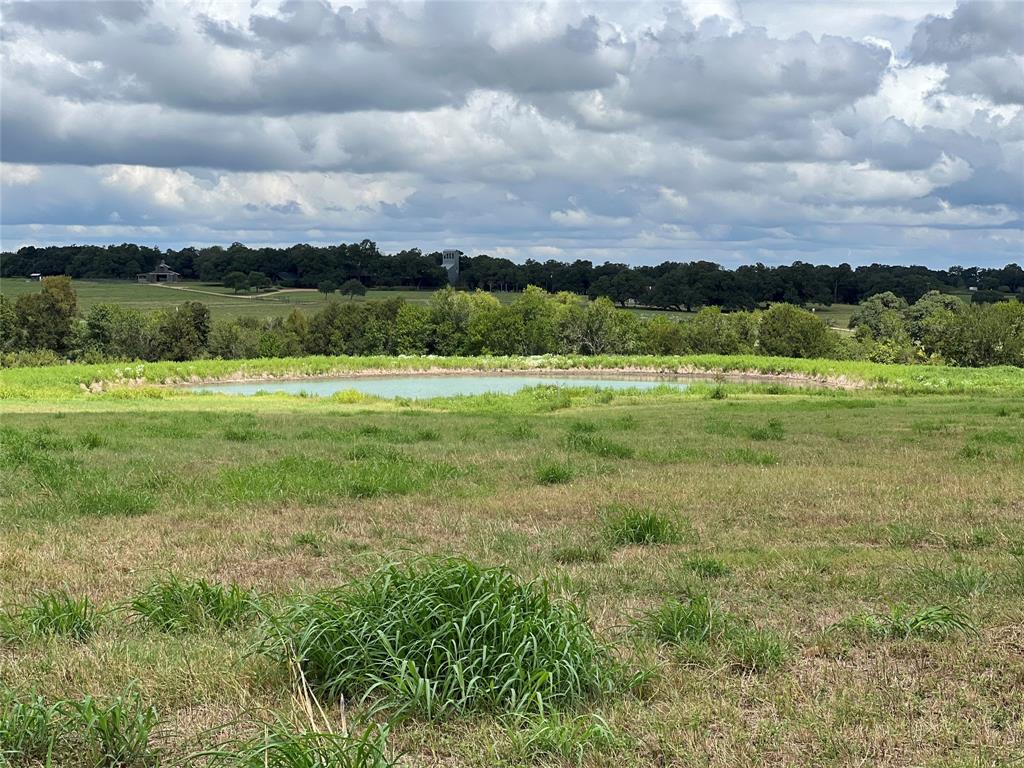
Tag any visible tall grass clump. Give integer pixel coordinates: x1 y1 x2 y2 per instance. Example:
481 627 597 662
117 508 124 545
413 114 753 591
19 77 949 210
265 558 614 719
563 429 634 459
603 506 682 546
0 691 60 764
832 605 978 641
197 723 394 768
505 712 622 765
70 693 160 768
638 595 789 673
534 459 575 485
131 575 261 633
0 690 159 767
1 590 99 642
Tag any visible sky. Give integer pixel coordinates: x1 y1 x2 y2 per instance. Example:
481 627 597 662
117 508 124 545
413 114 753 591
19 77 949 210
1 0 1022 268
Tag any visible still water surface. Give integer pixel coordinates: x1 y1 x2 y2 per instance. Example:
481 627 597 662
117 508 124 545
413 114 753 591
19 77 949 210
192 374 698 399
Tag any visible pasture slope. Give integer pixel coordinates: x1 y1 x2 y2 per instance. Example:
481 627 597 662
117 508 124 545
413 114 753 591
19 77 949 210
1 354 1022 767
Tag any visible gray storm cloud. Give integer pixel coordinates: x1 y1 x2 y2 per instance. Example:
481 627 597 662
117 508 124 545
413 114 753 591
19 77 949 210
0 0 1021 266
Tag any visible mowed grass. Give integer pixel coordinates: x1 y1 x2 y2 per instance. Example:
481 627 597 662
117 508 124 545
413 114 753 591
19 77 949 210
1 374 1023 766
0 279 521 321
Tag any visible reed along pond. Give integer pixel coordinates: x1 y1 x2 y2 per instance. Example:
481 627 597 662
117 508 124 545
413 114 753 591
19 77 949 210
190 374 702 399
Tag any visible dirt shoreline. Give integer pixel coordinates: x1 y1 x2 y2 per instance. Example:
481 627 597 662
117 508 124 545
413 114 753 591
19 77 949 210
163 365 852 390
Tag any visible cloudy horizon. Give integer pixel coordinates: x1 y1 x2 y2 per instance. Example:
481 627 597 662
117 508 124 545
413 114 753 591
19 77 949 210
1 0 1022 268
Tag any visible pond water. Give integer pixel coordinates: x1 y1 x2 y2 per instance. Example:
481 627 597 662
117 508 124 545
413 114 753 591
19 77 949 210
191 374 700 399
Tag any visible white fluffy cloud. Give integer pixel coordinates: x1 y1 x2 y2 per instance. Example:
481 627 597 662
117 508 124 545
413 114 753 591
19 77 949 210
1 0 1021 267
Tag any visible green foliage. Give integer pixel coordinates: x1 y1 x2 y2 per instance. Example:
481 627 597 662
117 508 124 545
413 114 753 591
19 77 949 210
746 418 784 441
832 605 978 641
130 575 261 633
603 507 682 546
684 556 731 579
534 459 575 485
0 691 60 764
11 277 78 354
1 590 99 643
758 303 836 359
197 723 394 768
265 558 614 718
551 542 608 565
70 693 160 767
639 596 789 672
0 691 159 768
148 301 210 361
505 712 621 765
339 279 368 298
562 427 634 459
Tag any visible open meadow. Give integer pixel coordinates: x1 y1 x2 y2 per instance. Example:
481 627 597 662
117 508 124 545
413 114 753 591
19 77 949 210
1 356 1023 767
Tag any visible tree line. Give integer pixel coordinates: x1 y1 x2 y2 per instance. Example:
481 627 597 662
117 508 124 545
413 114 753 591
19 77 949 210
2 278 1021 369
4 241 1022 308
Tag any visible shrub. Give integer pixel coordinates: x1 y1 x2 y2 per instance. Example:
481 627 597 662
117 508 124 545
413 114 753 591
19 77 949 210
131 575 261 632
197 722 393 768
604 507 681 546
265 558 614 718
1 590 99 642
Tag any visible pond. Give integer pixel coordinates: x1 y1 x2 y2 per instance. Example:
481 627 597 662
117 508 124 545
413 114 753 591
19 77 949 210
191 373 703 399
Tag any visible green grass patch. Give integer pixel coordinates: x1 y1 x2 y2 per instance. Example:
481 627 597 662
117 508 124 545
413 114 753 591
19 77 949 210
562 429 634 459
683 556 731 579
0 690 159 768
265 558 614 719
726 448 779 466
197 722 393 768
220 454 456 503
131 575 261 633
638 595 789 672
603 507 683 546
534 458 575 485
831 605 978 641
505 712 622 764
746 419 785 441
1 590 99 643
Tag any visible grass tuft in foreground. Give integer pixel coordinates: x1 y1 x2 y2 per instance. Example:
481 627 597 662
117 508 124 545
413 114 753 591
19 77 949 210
604 507 682 546
639 595 789 673
131 575 261 633
505 712 623 765
197 722 394 768
1 590 99 643
0 690 159 768
265 557 614 719
831 605 978 641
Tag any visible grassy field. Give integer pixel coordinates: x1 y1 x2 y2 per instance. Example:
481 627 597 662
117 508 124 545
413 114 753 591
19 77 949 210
1 356 1022 766
0 278 862 329
0 279 520 321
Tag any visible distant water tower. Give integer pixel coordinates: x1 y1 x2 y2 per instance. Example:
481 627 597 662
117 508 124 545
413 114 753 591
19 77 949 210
441 249 461 283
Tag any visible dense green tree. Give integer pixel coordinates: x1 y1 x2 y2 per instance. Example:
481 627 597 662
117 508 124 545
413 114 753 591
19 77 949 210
149 302 210 361
223 271 249 293
758 304 835 358
339 279 368 298
0 295 19 352
82 303 150 360
14 276 78 353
